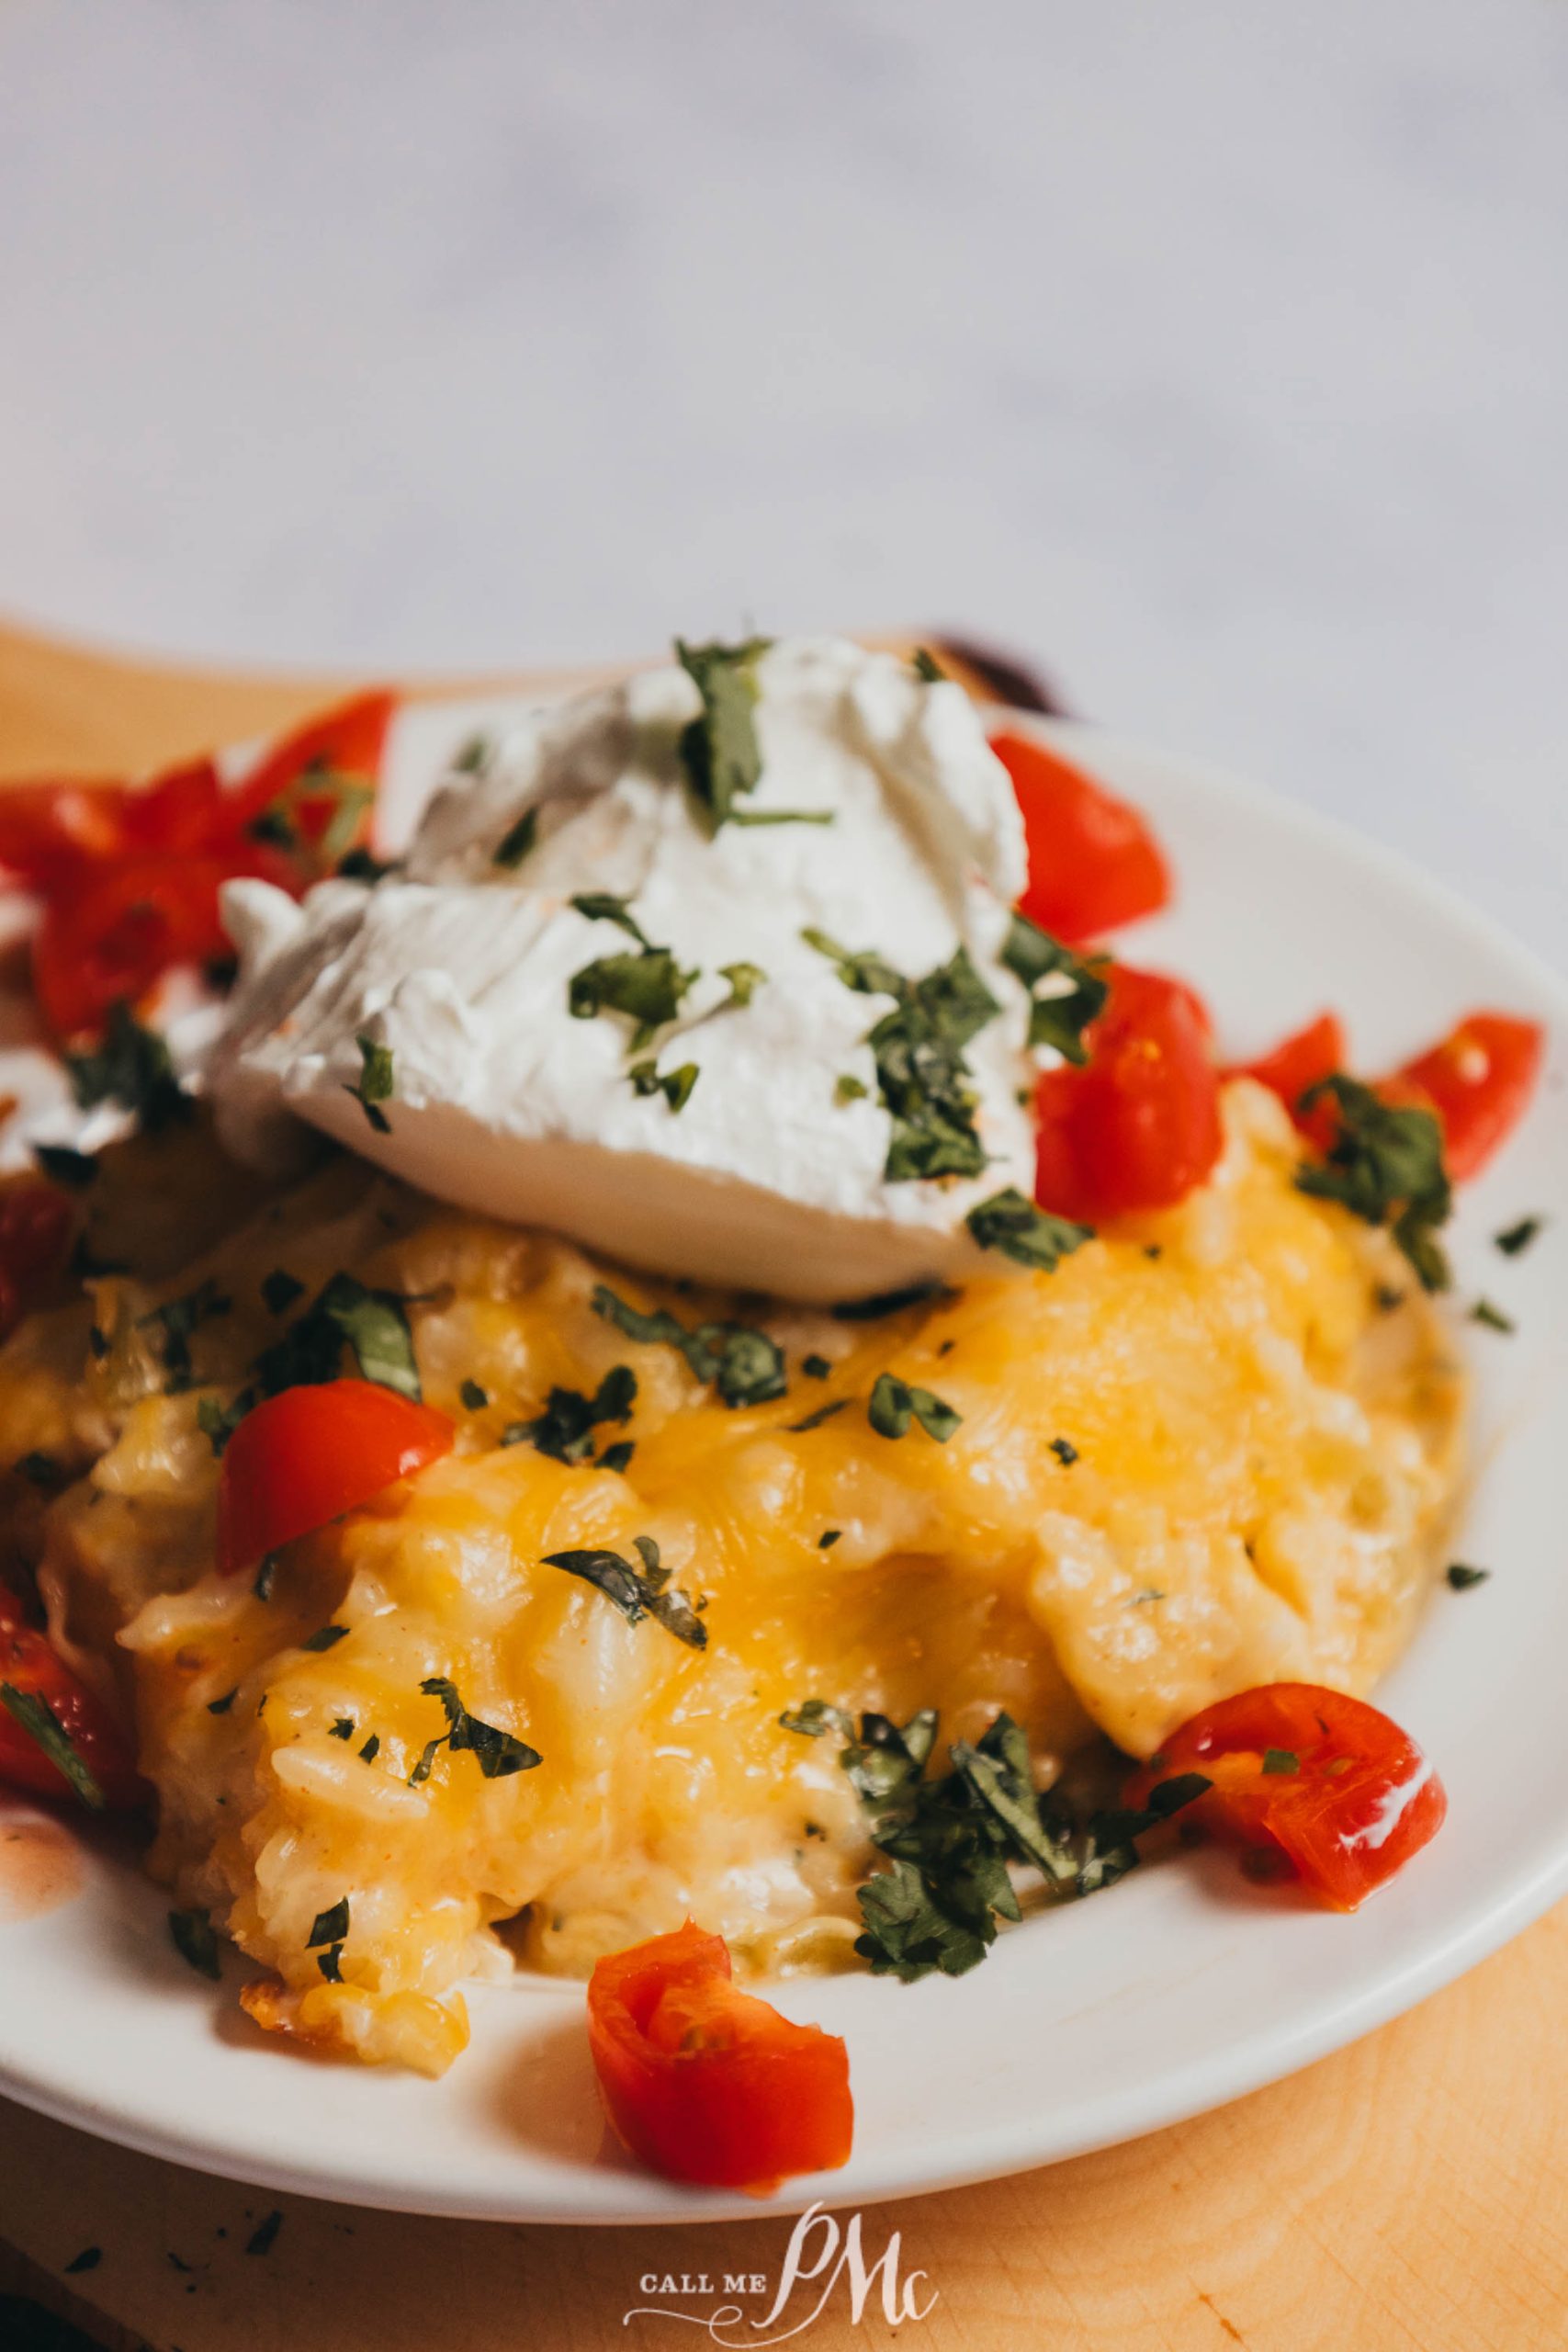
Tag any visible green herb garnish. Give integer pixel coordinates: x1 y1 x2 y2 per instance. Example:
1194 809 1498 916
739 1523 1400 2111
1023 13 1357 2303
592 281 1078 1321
252 1271 423 1403
966 1187 1092 1272
1447 1563 1490 1590
999 912 1108 1062
802 1354 831 1379
911 647 948 683
493 807 538 869
261 1269 305 1317
329 1717 354 1740
542 1539 708 1649
674 636 773 831
1261 1748 1298 1775
0 1684 106 1810
317 1942 344 1982
629 1057 699 1113
834 1073 868 1104
569 946 697 1048
65 1001 191 1136
504 1365 636 1464
803 930 998 1182
592 1283 785 1408
831 1280 949 1323
1049 1436 1078 1465
140 1279 231 1392
570 891 650 944
33 1143 97 1190
867 1373 961 1443
344 1033 394 1135
1296 1076 1453 1291
358 1733 380 1761
1495 1216 1543 1258
167 1907 220 1980
788 1399 847 1433
300 1624 349 1653
308 1898 350 1948
459 1377 489 1411
410 1676 542 1781
208 1690 237 1715
780 1698 854 1738
1471 1297 1515 1334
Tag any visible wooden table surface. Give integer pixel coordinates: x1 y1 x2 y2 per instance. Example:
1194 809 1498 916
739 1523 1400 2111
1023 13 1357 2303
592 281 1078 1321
0 614 1564 2352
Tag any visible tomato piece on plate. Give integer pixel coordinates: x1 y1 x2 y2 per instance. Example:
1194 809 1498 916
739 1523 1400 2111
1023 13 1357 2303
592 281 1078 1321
0 1588 143 1812
1384 1012 1543 1183
1125 1682 1446 1910
991 729 1171 943
32 855 238 1040
0 782 132 894
226 689 396 870
587 1920 853 2194
1033 963 1222 1221
215 1379 454 1577
1225 1011 1347 1148
0 1182 75 1341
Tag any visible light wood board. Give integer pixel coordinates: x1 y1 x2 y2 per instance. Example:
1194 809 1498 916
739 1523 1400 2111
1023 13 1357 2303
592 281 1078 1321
0 616 1564 2352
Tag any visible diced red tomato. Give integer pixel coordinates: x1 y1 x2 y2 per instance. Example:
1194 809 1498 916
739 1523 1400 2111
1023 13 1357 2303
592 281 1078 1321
1225 1012 1347 1149
0 1586 143 1812
1384 1012 1544 1183
586 1920 853 2194
0 1182 74 1341
1126 1682 1446 1910
0 692 395 1043
991 730 1171 944
215 1380 454 1576
1033 963 1222 1221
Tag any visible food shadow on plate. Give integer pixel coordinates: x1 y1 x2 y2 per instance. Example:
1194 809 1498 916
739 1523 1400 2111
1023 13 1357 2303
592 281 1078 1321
481 2003 634 2172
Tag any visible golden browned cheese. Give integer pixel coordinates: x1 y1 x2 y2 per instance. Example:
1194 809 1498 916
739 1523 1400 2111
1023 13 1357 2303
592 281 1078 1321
0 1081 1463 2073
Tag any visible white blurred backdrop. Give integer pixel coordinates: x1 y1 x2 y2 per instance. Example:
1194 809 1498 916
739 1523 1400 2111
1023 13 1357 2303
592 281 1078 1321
1 2 1564 959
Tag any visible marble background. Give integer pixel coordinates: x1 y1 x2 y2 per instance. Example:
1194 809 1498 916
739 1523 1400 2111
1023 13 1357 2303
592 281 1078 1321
0 3 1563 964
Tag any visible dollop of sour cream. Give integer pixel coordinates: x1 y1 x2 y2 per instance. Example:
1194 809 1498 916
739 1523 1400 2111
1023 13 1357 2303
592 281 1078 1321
209 637 1045 1300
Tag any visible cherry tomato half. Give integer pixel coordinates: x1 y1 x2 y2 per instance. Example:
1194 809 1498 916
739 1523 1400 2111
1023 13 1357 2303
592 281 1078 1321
227 689 396 863
1386 1012 1544 1183
1033 963 1223 1221
1225 1011 1348 1149
587 1920 853 2194
0 1587 143 1812
32 856 236 1040
1126 1682 1446 1910
215 1380 454 1577
991 730 1171 944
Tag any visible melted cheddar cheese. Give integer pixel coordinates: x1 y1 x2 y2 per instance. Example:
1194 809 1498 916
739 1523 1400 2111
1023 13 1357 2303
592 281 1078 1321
0 1080 1462 2072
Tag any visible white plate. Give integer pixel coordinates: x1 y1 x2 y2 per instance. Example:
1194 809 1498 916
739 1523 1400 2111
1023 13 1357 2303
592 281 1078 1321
2 702 1566 2225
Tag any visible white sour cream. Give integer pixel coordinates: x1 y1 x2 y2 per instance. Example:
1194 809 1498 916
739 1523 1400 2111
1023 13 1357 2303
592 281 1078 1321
208 637 1043 1300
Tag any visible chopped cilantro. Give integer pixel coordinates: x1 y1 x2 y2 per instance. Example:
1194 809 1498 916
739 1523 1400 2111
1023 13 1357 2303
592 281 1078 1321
831 1279 949 1323
598 1439 636 1474
818 1529 841 1549
674 636 772 831
867 1373 961 1443
718 960 765 1008
629 1057 699 1113
300 1624 349 1652
307 1897 350 1948
167 1907 220 1980
493 806 538 868
802 1353 831 1379
999 912 1108 1062
780 1698 854 1738
261 1268 305 1317
570 891 650 944
788 1398 847 1432
253 1271 423 1402
592 1283 785 1408
1495 1216 1543 1257
803 929 998 1182
197 1395 247 1456
834 1073 869 1104
65 1001 191 1135
207 1690 237 1716
336 844 395 883
33 1142 97 1190
1447 1563 1490 1590
358 1732 380 1761
140 1278 231 1391
569 945 697 1047
1049 1436 1078 1465
1261 1748 1298 1775
967 1187 1092 1272
317 1942 344 1982
542 1542 708 1649
0 1684 105 1810
344 1032 395 1135
329 1717 354 1740
453 733 491 774
505 1365 636 1464
411 1676 542 1781
245 2211 283 2257
1471 1296 1515 1334
1296 1076 1451 1290
911 646 948 683
458 1377 490 1411
63 2248 102 2276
